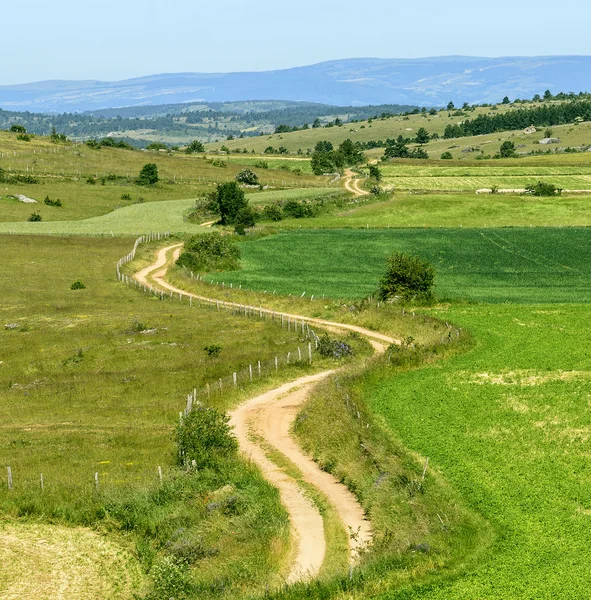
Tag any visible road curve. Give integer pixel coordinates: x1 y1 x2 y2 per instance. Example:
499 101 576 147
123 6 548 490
344 168 370 197
134 243 398 583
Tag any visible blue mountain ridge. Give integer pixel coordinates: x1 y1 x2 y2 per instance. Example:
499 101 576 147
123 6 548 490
1 56 589 112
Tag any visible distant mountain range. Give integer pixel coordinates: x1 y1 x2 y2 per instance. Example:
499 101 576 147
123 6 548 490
1 56 590 113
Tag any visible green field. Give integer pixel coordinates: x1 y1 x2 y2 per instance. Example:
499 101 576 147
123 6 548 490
0 188 340 235
367 303 591 598
276 193 591 229
206 228 591 303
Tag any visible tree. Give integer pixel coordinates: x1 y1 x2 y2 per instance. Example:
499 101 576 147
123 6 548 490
415 127 430 145
136 163 159 185
207 181 248 225
234 206 257 235
378 252 435 302
499 141 517 158
185 140 205 153
312 118 321 128
315 141 333 153
446 101 455 111
338 139 363 164
311 150 337 175
368 164 382 180
440 151 453 160
383 137 409 159
543 89 553 101
502 96 511 105
146 142 167 151
235 168 259 185
9 124 26 133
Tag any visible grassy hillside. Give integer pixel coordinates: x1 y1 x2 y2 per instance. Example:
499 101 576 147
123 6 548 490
209 101 591 163
0 130 328 223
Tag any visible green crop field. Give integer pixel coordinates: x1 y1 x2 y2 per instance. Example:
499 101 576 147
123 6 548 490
367 303 591 599
275 193 591 229
205 228 591 303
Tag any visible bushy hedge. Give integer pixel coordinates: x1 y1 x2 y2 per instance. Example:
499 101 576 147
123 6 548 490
176 232 241 273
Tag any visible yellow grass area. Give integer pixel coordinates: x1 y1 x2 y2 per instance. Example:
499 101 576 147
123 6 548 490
0 523 144 599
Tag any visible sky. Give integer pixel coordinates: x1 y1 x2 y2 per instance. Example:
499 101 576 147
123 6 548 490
1 0 588 84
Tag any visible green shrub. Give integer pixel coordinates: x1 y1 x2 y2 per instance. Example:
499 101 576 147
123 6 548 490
317 334 354 359
27 212 42 222
525 181 562 196
70 280 86 290
378 252 435 302
440 151 453 160
176 232 240 273
203 344 222 358
121 193 132 200
185 140 205 153
86 176 96 185
283 199 316 219
137 163 159 186
9 124 26 133
44 195 62 207
16 133 31 142
235 168 259 185
262 204 283 221
234 206 257 235
175 407 238 469
368 164 382 180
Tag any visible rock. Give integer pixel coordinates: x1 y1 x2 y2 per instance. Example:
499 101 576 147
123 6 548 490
539 137 560 145
14 194 37 203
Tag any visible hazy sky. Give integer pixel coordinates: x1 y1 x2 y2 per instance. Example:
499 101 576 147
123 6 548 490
2 0 587 84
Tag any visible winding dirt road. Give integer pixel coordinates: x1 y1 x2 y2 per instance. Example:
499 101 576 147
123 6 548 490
134 244 397 583
344 168 370 197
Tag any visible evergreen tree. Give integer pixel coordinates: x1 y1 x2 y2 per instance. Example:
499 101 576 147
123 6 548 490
415 127 430 145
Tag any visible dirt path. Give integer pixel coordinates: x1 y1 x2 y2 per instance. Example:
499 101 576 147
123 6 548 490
134 244 397 583
344 168 369 197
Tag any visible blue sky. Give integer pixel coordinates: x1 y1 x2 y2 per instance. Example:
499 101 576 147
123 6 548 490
1 0 587 84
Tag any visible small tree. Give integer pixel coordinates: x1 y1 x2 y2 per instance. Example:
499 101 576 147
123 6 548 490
175 407 238 469
235 168 259 185
10 124 26 133
368 164 382 180
234 206 257 235
499 141 517 158
415 127 430 145
378 252 435 302
440 151 453 160
185 140 205 153
28 212 42 222
207 181 248 225
446 101 455 111
502 96 511 104
137 163 159 186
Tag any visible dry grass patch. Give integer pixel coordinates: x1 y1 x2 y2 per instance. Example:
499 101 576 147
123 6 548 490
0 523 144 599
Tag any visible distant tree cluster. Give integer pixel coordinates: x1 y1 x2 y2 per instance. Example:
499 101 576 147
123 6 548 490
310 139 364 175
443 100 591 139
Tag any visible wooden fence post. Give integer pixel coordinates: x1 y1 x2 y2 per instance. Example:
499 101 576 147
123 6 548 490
7 466 12 490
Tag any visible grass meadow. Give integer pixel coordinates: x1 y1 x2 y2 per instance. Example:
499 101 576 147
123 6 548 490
0 234 342 599
364 303 591 598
